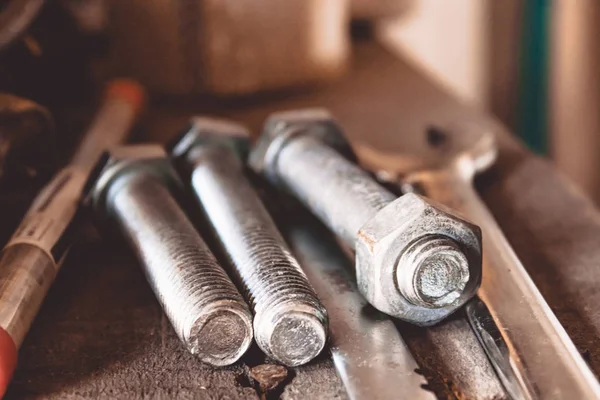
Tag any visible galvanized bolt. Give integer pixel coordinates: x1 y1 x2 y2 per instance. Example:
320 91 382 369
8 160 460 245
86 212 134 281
87 144 253 366
171 117 328 366
249 109 482 326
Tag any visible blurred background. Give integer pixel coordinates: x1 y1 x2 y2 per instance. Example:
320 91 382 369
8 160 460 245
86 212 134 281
1 0 599 200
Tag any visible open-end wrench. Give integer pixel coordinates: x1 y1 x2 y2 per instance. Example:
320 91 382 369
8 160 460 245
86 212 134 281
358 124 600 399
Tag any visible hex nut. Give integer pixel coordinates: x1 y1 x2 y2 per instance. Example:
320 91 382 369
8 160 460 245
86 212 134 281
86 144 181 215
249 108 357 185
355 192 482 326
170 117 250 165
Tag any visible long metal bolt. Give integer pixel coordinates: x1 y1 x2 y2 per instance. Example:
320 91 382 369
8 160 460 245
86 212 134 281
171 118 328 367
278 134 469 307
250 110 482 325
88 145 253 366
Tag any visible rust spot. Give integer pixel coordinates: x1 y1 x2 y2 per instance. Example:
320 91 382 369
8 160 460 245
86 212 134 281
249 364 289 395
444 378 467 400
357 230 376 252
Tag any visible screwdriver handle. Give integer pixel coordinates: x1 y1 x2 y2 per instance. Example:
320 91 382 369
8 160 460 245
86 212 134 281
0 79 144 398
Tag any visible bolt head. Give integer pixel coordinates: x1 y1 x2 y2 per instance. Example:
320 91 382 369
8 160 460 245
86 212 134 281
85 144 180 214
355 193 482 326
170 117 250 164
249 108 357 185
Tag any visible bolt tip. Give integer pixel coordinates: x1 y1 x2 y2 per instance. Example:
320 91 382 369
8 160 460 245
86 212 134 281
188 306 253 367
261 309 327 367
397 236 470 309
414 251 469 307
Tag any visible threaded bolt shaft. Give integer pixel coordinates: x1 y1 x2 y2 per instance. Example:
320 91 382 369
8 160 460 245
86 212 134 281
183 144 328 367
105 169 253 366
264 133 470 309
275 134 396 248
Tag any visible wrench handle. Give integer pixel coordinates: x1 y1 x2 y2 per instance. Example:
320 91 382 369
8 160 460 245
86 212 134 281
404 164 600 399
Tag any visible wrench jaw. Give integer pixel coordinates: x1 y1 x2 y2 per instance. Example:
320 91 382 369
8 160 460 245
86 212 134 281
249 108 357 186
85 144 182 217
355 193 482 326
170 117 251 166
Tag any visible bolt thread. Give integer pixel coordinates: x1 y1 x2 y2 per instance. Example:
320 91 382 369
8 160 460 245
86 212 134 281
274 134 396 248
187 146 327 365
106 171 253 365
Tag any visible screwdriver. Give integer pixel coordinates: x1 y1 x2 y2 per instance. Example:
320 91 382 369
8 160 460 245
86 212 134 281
0 79 144 397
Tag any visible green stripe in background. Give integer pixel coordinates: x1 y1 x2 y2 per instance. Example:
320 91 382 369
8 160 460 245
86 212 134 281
518 0 551 154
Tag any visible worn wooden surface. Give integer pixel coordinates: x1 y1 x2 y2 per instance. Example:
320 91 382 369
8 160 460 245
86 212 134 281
2 39 600 399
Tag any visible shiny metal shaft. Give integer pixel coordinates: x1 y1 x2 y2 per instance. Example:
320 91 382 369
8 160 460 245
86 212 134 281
184 144 327 366
275 134 395 247
106 170 253 366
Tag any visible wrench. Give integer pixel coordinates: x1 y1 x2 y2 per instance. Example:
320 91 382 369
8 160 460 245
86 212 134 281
359 124 600 399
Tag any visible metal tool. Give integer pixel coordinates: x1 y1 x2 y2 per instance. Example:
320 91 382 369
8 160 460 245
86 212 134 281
0 79 143 397
249 109 482 326
87 144 253 367
0 93 54 188
360 124 600 399
279 206 435 400
171 118 328 366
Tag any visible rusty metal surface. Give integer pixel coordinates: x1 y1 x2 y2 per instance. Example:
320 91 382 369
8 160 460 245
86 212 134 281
3 40 599 399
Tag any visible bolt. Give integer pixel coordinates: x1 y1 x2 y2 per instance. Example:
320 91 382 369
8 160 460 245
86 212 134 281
249 109 482 325
87 144 253 366
171 117 328 366
397 235 469 308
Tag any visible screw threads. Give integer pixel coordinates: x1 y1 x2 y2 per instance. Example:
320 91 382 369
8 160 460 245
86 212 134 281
185 145 327 366
107 171 253 366
274 134 396 247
